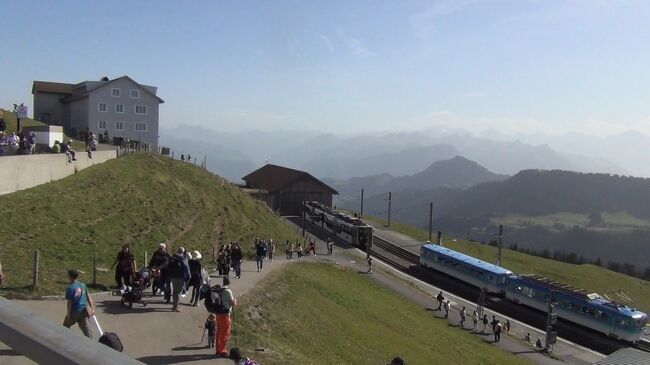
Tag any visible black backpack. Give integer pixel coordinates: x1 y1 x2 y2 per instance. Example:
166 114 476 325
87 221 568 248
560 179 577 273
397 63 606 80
204 286 230 314
167 256 182 277
99 332 123 352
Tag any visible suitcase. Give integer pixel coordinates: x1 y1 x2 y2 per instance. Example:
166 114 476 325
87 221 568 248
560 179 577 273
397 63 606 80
92 315 124 352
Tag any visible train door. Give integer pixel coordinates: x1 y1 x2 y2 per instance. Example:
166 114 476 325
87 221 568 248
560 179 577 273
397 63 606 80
608 314 619 339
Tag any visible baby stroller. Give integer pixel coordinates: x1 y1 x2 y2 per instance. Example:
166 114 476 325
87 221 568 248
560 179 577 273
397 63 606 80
120 272 148 309
138 267 151 289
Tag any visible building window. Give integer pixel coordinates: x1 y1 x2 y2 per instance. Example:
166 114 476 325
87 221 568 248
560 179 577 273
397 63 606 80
98 120 107 129
98 103 107 112
130 89 140 98
115 121 125 131
111 88 120 97
135 105 148 115
115 104 124 113
135 122 147 132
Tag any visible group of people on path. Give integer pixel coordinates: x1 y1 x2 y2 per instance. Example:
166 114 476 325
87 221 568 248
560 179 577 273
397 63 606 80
434 291 511 343
284 236 324 260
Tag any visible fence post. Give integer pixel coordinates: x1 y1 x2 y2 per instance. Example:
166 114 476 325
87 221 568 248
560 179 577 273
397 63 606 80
31 250 39 290
144 251 147 268
92 253 97 286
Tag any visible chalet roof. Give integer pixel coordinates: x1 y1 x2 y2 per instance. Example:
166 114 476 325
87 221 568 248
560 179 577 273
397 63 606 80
32 81 74 94
242 164 338 194
32 76 164 103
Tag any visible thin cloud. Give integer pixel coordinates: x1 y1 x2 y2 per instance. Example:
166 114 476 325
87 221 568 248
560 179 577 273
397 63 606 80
411 0 476 38
336 28 373 57
316 34 334 53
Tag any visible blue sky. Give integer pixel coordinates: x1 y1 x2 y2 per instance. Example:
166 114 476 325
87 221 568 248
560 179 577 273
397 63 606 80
1 0 650 135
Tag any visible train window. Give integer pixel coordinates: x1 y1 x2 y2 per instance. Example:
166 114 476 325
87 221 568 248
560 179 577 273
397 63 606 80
521 286 533 297
636 318 647 328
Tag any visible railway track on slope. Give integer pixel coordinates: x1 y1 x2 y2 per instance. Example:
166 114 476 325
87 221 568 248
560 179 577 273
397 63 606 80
371 235 421 267
633 339 650 352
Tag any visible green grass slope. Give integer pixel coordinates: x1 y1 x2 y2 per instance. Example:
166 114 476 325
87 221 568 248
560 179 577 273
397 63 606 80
0 154 300 295
237 263 531 365
373 219 650 312
0 109 46 132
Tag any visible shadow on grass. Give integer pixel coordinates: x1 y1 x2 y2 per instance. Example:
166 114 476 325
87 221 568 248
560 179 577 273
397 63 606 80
136 354 216 365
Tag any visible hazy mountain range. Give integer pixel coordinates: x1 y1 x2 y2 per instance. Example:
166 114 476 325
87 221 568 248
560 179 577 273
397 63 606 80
160 125 643 182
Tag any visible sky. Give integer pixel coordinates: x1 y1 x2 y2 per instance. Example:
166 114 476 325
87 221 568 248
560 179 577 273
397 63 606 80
1 0 650 136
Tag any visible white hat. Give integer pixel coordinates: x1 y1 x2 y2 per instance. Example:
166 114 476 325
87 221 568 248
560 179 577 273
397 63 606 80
192 251 202 260
159 242 167 248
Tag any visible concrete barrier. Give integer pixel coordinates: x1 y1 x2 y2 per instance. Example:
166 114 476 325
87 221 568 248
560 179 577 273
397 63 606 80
0 149 117 195
0 297 144 365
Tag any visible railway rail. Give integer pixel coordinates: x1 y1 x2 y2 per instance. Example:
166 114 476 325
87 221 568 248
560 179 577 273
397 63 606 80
634 338 650 352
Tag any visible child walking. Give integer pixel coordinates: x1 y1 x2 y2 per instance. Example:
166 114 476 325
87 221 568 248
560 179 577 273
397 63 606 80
205 313 216 348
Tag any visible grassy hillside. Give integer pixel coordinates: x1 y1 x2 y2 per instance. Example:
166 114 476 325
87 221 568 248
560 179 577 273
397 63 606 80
1 109 46 132
236 263 531 365
0 154 300 295
369 219 650 312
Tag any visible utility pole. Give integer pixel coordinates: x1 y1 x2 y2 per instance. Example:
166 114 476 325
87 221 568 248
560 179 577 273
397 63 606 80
428 202 433 242
386 192 392 227
496 224 503 267
302 200 306 237
545 291 558 353
360 188 364 218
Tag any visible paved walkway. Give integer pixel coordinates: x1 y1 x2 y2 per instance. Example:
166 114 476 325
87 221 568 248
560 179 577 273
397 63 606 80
0 258 290 365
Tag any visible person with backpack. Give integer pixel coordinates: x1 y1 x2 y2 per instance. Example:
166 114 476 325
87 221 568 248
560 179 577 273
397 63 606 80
494 321 502 343
168 247 191 312
491 315 498 334
230 242 243 279
63 269 95 338
266 239 275 261
205 276 237 357
255 240 266 272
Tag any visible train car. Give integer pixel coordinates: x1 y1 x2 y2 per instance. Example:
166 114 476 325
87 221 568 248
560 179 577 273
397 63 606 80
419 243 514 294
303 201 373 249
505 275 648 342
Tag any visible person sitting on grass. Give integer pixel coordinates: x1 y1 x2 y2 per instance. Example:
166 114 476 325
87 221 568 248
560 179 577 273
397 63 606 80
228 347 260 365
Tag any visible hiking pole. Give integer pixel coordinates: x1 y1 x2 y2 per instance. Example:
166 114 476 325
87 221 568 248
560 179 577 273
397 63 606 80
201 328 206 344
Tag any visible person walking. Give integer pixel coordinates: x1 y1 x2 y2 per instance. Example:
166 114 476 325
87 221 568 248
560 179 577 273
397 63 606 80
217 247 227 276
472 309 479 332
112 244 135 290
367 256 373 274
285 240 291 260
482 314 489 333
435 291 444 311
505 319 511 334
443 300 450 319
459 306 466 328
494 322 502 343
63 270 95 338
255 240 267 272
215 276 237 357
168 247 191 312
491 316 498 334
148 243 170 299
267 240 275 262
230 242 243 279
327 237 333 255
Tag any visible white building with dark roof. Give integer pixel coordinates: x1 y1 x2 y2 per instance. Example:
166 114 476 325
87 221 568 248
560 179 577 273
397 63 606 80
32 76 164 150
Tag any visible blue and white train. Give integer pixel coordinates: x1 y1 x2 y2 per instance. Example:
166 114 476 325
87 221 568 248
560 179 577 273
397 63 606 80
420 243 648 342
